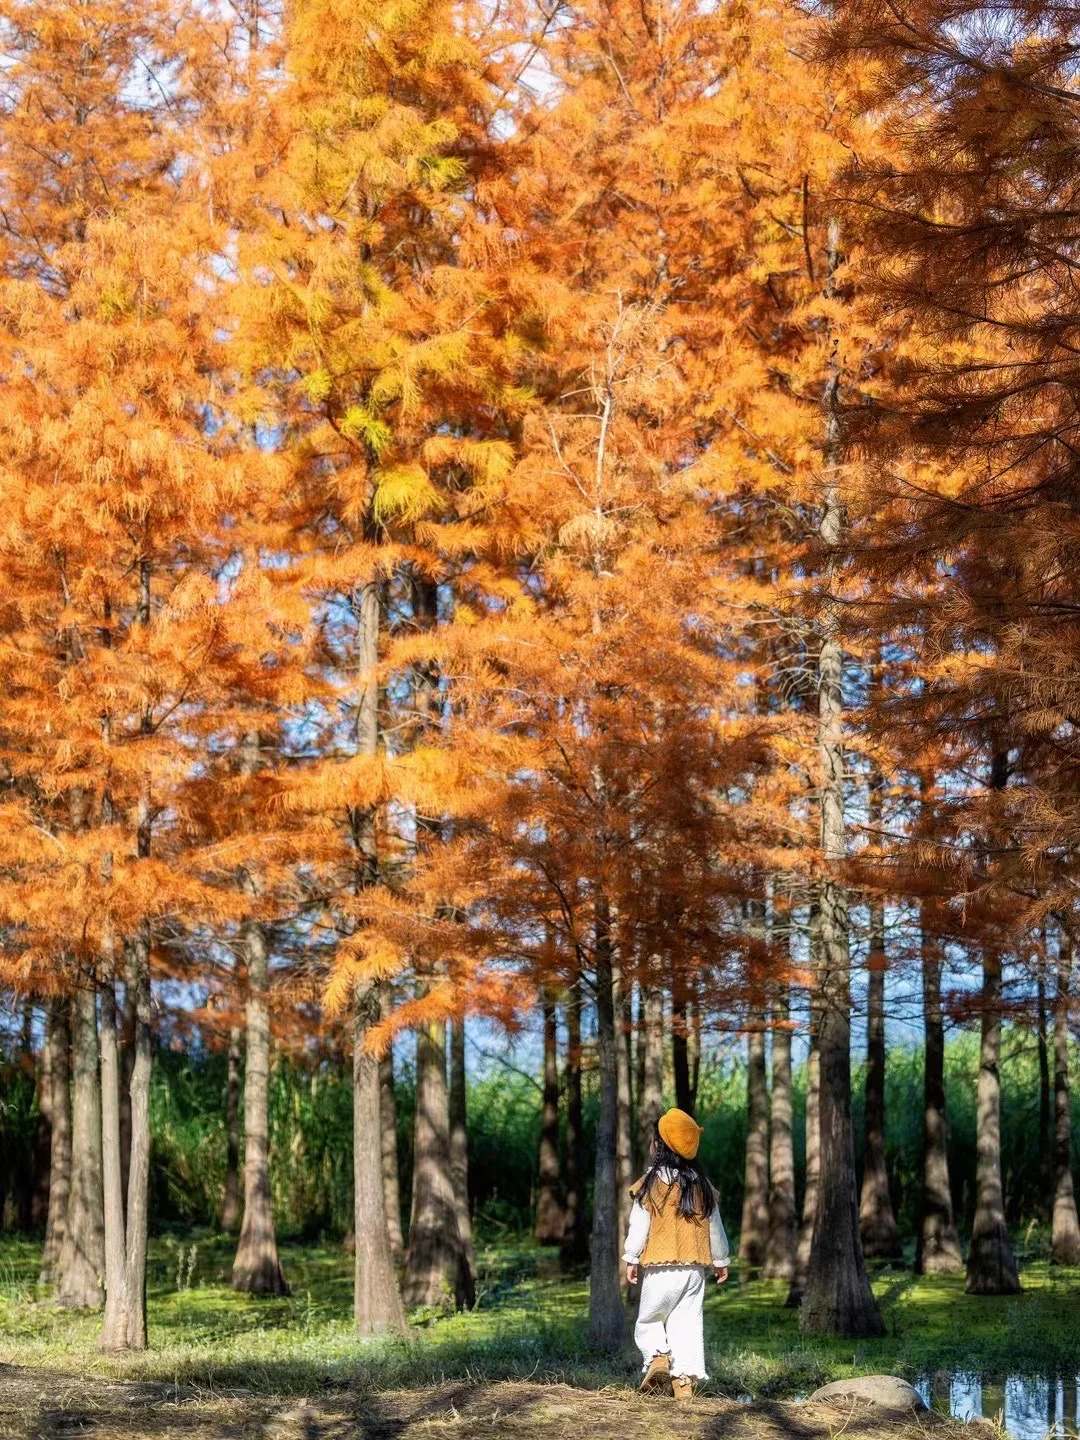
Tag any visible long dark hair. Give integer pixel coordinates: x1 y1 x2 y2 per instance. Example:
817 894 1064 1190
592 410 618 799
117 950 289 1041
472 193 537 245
637 1122 715 1220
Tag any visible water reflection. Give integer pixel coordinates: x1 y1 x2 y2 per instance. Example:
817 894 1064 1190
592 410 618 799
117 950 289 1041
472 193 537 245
915 1373 1080 1440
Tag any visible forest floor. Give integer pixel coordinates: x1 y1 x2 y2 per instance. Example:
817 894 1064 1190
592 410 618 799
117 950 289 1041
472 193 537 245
1 1235 1079 1426
0 1366 994 1440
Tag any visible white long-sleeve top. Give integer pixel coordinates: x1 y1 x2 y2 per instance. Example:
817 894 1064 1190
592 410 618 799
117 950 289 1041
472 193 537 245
622 1167 730 1267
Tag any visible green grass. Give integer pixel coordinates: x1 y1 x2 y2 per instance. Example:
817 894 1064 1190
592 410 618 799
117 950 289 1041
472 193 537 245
1 1233 1079 1399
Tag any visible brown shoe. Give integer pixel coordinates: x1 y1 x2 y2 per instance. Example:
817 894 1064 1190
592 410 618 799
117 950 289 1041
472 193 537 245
672 1376 696 1403
640 1354 672 1395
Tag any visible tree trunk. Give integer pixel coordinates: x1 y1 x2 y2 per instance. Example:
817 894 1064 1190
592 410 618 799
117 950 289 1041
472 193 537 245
121 560 154 1337
1051 935 1080 1265
232 918 288 1295
763 988 796 1281
100 980 127 1348
561 968 589 1264
859 898 902 1260
690 987 702 1111
348 572 406 1300
32 1016 53 1232
57 981 105 1309
739 1013 770 1270
353 984 407 1334
121 935 152 1347
221 1025 242 1232
965 949 1020 1294
7 1004 35 1231
40 999 71 1287
613 964 633 1254
634 985 646 1159
672 980 692 1115
801 892 882 1334
789 907 822 1302
788 1014 820 1306
119 969 135 1225
800 234 884 1336
916 903 962 1274
535 991 565 1244
379 987 405 1265
1037 947 1053 1224
637 984 664 1165
588 897 626 1350
403 1017 471 1309
448 1014 475 1299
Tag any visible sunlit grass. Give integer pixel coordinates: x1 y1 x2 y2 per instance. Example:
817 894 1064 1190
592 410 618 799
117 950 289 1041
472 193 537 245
2 1233 1080 1398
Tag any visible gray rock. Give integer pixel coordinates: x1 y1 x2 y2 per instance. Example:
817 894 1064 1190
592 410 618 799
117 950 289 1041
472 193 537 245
809 1377 929 1413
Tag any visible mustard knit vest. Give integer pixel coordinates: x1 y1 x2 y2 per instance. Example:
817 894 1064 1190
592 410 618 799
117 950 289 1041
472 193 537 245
629 1175 714 1266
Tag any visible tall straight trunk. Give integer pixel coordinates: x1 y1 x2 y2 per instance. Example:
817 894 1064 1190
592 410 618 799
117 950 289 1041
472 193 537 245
1051 934 1080 1264
535 991 565 1243
7 1005 34 1231
32 1016 52 1232
57 982 105 1309
672 978 693 1115
739 1013 770 1269
764 987 796 1281
114 554 154 1350
916 899 962 1274
353 983 407 1334
40 999 71 1287
637 984 664 1164
561 968 589 1263
1037 949 1053 1224
348 572 406 1323
100 980 127 1348
801 883 881 1333
101 938 152 1351
690 988 702 1111
801 226 883 1338
120 935 152 1347
788 1020 820 1306
859 897 902 1260
347 574 381 1274
612 964 633 1253
119 975 135 1223
448 1014 475 1296
232 915 288 1295
588 897 625 1349
403 1017 471 1308
221 1025 242 1231
634 985 646 1157
965 949 1020 1294
379 987 405 1265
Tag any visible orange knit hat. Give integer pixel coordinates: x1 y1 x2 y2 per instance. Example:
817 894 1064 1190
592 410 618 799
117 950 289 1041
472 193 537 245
658 1107 704 1160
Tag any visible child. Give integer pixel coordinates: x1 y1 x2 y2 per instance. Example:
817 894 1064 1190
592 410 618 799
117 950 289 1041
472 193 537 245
623 1107 729 1401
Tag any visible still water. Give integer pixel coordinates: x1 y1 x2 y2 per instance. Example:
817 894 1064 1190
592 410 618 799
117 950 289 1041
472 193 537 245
914 1375 1080 1440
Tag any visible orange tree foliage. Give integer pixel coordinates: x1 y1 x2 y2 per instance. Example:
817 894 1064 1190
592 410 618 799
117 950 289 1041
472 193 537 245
348 0 887 1020
820 0 1080 930
0 0 888 1043
224 0 531 1032
0 0 298 997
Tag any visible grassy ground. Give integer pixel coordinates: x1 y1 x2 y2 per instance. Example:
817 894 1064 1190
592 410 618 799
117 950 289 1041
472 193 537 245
2 1234 1080 1400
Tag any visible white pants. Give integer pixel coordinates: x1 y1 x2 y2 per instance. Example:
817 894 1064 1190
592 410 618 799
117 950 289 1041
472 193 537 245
634 1265 708 1380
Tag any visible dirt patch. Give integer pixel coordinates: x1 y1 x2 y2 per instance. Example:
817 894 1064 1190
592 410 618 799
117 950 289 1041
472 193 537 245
0 1366 991 1440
